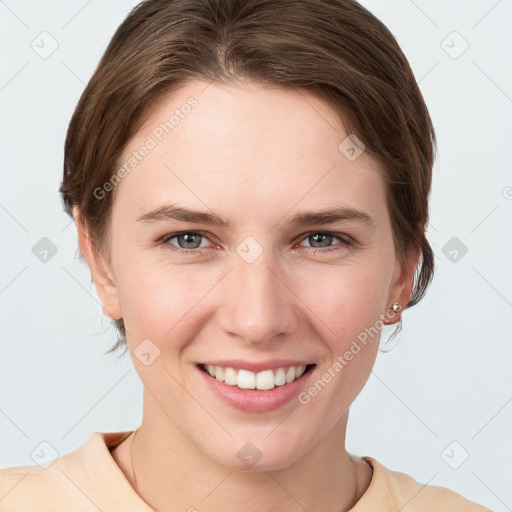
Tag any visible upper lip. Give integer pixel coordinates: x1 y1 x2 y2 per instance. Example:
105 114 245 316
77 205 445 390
199 359 315 373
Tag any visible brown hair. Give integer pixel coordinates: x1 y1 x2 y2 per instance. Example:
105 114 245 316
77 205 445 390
60 0 437 356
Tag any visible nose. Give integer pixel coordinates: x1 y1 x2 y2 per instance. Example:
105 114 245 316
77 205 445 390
216 248 299 347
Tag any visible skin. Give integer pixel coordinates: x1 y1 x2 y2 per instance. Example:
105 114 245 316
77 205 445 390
75 79 419 511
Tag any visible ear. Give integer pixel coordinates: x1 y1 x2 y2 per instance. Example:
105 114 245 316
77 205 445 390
73 206 123 321
385 244 421 325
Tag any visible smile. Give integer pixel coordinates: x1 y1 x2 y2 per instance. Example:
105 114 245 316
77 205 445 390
200 364 315 391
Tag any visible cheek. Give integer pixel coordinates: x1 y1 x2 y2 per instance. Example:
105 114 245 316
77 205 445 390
293 263 387 422
114 253 216 344
291 258 392 346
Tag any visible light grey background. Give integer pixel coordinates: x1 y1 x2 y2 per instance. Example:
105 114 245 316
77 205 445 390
0 1 510 510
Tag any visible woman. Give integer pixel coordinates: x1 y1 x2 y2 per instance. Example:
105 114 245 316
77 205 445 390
0 0 492 510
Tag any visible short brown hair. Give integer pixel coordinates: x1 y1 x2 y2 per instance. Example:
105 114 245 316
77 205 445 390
60 0 437 355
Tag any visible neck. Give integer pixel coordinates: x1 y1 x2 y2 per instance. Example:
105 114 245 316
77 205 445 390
124 391 371 512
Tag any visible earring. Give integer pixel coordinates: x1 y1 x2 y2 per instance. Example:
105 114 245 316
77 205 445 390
379 303 403 352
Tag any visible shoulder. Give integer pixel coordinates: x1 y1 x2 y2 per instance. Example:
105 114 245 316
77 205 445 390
354 456 492 512
0 431 134 511
0 460 87 510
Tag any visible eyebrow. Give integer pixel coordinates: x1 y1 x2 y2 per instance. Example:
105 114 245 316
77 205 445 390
135 204 374 228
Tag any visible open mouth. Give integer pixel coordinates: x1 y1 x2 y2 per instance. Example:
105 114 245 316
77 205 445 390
199 363 316 391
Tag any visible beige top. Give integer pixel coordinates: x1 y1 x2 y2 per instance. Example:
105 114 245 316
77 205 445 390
0 431 491 511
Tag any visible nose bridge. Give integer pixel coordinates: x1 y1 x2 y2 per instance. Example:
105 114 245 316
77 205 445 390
218 245 296 344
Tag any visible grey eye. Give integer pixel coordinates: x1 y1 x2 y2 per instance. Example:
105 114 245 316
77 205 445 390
305 233 336 248
165 232 209 250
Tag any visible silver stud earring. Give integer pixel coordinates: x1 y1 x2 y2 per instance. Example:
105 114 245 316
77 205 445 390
379 303 403 353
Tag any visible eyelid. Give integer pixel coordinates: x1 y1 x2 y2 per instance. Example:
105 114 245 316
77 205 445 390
295 231 354 254
160 230 214 247
297 230 353 244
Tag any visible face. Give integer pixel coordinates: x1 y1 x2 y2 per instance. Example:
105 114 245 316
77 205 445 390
80 79 416 471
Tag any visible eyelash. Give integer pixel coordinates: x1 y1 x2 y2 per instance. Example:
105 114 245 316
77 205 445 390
159 230 353 256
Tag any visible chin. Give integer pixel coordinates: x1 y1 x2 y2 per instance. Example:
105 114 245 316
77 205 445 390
196 430 312 473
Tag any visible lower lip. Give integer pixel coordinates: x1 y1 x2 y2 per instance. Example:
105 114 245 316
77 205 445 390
197 365 315 413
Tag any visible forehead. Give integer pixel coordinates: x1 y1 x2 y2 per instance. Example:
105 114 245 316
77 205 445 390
112 79 387 221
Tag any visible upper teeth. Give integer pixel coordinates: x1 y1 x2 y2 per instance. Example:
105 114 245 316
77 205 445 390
204 365 308 390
